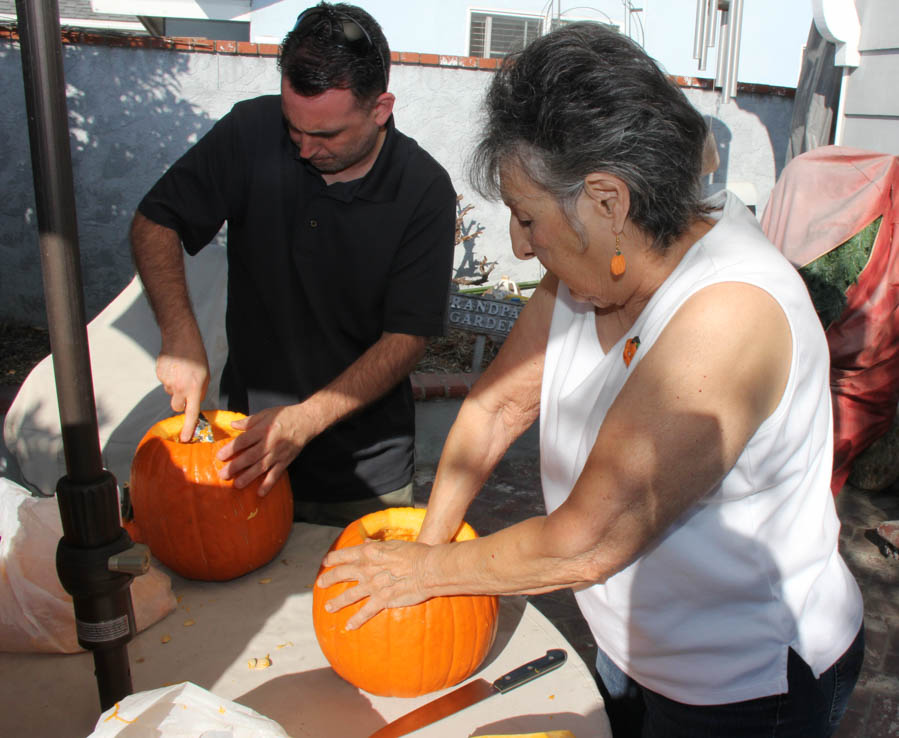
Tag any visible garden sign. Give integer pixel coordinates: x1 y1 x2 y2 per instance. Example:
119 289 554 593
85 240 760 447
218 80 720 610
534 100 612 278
447 293 524 339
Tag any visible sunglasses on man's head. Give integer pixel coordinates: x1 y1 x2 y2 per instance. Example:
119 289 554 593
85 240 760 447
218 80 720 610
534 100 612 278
292 7 388 91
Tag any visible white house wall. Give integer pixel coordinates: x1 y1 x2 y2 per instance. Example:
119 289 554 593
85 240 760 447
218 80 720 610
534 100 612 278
839 0 899 154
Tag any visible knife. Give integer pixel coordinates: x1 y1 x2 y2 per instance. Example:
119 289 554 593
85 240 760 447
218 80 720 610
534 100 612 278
369 648 567 738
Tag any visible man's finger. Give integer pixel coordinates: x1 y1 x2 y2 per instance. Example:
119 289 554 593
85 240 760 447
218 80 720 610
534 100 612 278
234 459 269 489
217 450 257 480
221 454 267 486
230 416 249 431
257 464 286 498
180 394 202 443
217 429 250 461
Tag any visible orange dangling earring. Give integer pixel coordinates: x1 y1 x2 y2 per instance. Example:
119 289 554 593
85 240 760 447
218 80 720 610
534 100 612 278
610 232 626 277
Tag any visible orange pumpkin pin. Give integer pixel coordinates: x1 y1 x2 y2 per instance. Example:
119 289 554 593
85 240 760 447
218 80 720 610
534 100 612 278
623 336 640 367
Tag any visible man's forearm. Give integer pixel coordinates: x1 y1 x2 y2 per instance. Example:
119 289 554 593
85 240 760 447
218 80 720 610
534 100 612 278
130 211 198 343
298 331 426 438
131 211 209 435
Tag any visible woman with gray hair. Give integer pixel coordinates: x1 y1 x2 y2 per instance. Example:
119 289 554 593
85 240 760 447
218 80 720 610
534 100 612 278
318 23 864 737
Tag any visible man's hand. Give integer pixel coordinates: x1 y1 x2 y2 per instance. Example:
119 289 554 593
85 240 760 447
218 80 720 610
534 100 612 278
156 331 210 442
316 539 432 630
215 405 316 496
213 331 424 496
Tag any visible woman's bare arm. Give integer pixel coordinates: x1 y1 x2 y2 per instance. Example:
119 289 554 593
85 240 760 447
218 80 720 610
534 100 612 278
415 274 559 544
320 281 792 629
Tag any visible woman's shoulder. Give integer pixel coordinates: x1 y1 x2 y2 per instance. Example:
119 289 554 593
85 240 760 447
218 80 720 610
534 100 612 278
685 196 814 313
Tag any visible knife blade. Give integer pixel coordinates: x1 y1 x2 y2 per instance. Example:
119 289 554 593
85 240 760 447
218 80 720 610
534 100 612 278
368 648 567 738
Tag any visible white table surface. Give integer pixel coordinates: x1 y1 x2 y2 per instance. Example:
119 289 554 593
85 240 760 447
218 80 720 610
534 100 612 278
0 523 610 737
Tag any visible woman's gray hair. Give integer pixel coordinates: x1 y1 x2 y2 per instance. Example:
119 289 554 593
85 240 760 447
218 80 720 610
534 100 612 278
470 22 710 251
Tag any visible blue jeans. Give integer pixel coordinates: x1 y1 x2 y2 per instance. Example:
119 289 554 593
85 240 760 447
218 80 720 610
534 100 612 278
595 625 865 738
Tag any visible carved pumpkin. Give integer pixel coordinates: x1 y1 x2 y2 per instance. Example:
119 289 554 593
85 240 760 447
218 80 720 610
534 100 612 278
128 410 293 581
312 507 499 697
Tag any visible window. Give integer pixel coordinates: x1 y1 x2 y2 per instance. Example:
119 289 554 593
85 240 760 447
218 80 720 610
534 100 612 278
469 11 542 59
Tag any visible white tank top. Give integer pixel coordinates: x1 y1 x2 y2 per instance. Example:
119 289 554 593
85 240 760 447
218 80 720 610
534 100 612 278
540 192 863 705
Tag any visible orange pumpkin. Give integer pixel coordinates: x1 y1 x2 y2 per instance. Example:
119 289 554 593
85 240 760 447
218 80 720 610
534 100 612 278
128 410 293 581
313 507 499 697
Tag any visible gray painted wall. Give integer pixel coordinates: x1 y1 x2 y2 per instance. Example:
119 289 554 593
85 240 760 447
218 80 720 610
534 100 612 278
0 39 793 325
840 0 899 155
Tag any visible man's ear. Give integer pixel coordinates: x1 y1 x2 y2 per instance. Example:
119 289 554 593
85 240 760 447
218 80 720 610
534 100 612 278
582 172 630 233
370 92 395 126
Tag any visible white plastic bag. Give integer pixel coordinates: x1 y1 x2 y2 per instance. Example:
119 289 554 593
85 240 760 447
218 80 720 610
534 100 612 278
0 477 177 653
88 682 290 737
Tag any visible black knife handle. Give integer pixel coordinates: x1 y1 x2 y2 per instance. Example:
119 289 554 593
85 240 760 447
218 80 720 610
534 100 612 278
492 649 567 694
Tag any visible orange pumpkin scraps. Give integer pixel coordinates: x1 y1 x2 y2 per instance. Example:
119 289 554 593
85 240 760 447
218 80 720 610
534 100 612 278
247 654 272 670
103 702 135 724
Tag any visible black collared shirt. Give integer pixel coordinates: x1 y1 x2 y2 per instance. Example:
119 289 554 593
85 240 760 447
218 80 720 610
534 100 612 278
139 95 456 502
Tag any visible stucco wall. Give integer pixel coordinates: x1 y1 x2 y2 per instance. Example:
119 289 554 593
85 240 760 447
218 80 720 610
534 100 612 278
0 33 794 325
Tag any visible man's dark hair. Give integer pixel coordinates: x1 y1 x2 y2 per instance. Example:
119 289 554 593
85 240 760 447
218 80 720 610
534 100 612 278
470 22 710 251
278 2 390 104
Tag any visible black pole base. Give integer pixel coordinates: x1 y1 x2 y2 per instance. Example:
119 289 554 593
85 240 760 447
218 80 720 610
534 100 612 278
57 529 137 707
92 643 134 712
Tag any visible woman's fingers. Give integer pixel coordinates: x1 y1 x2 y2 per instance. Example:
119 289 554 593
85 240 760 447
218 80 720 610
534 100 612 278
344 599 387 630
323 576 372 611
317 541 431 632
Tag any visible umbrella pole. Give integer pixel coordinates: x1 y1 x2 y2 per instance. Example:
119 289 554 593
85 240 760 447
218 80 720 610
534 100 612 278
15 0 146 712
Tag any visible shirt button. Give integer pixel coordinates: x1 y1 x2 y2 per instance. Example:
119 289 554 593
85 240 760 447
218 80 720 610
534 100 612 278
309 219 317 228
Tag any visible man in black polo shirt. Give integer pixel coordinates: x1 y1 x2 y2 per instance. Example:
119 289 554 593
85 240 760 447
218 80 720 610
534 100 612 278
130 2 456 525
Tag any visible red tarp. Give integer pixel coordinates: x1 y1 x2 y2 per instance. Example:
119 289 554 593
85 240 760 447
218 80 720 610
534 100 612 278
761 146 899 494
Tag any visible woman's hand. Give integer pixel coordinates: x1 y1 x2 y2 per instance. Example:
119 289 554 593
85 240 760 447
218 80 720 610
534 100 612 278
316 540 433 630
